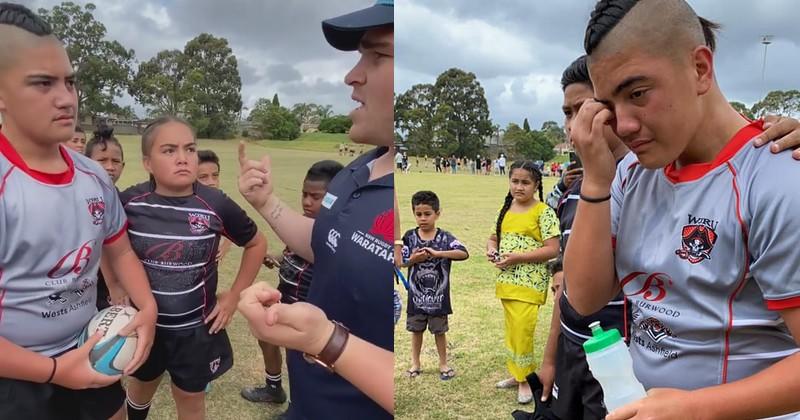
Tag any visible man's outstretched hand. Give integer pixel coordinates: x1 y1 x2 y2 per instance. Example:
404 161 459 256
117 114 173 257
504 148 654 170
238 141 274 210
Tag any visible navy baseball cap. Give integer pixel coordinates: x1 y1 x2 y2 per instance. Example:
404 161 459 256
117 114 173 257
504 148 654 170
322 0 394 51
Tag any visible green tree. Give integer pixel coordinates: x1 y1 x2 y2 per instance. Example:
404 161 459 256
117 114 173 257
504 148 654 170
514 130 555 162
272 94 281 107
729 101 754 119
751 90 800 118
523 118 531 132
291 103 333 127
394 83 437 156
116 106 138 120
318 115 352 133
38 2 135 119
432 68 493 157
540 120 566 146
249 98 300 140
129 50 187 116
182 34 243 138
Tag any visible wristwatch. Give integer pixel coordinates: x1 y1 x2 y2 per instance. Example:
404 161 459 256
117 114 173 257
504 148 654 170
303 321 350 373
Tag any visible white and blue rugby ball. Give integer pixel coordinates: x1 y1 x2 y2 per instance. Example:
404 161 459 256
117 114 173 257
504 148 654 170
78 305 138 375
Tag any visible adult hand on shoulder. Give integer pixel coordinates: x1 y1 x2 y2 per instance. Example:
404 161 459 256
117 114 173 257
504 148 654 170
118 302 156 376
237 282 333 355
605 388 703 420
753 115 800 160
570 99 617 192
52 332 121 389
238 141 274 210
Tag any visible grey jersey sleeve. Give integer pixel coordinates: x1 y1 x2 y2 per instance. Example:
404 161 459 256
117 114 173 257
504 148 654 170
746 154 800 309
611 152 639 239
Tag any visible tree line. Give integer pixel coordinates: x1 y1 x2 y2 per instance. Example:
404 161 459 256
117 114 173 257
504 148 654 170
396 66 800 161
39 2 351 140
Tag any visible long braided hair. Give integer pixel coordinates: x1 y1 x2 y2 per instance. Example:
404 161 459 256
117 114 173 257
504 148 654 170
495 161 544 248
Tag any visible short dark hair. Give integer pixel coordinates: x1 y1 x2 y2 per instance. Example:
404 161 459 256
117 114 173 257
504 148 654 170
411 190 440 212
85 124 124 160
548 258 563 276
305 160 344 184
698 16 720 52
584 0 638 55
198 150 220 168
0 3 52 36
561 55 590 91
74 126 84 134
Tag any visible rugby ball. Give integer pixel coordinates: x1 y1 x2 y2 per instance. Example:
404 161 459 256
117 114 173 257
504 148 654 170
78 305 138 375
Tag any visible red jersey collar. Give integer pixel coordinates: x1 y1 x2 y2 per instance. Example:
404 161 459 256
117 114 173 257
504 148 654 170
664 119 764 184
0 130 75 185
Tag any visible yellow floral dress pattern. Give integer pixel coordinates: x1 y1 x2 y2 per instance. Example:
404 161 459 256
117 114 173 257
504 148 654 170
493 201 560 305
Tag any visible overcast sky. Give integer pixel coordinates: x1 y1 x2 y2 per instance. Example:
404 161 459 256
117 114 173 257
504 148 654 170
27 0 370 118
396 0 800 129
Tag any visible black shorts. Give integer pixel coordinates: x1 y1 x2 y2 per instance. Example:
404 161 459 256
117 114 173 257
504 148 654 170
406 314 448 334
0 377 124 420
396 163 403 169
551 333 606 420
132 325 233 393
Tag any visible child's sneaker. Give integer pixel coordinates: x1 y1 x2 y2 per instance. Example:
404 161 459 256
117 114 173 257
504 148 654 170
241 384 288 404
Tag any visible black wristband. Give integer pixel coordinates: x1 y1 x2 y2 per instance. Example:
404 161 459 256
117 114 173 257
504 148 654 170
45 357 57 384
580 193 611 203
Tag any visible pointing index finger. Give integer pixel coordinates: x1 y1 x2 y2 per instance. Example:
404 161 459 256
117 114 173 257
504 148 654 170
238 141 248 166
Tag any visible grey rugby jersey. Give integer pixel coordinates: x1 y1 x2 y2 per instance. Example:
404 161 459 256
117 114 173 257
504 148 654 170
611 120 800 400
120 182 256 330
0 133 126 356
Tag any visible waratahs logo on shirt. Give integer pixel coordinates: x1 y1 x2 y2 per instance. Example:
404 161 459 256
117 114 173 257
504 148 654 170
675 214 719 264
86 197 106 225
188 212 211 235
368 209 394 244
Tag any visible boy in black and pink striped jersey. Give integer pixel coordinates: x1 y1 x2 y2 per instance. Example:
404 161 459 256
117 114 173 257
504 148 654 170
240 159 343 406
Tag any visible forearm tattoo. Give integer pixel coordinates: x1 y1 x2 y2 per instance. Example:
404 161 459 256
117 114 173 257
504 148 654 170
269 201 284 220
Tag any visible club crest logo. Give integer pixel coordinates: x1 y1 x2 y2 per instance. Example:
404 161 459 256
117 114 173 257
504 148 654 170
209 357 220 374
188 212 211 235
675 214 718 264
639 317 676 342
368 209 394 244
86 197 106 225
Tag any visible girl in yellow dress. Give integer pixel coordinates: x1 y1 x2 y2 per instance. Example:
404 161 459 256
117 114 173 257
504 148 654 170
487 161 560 404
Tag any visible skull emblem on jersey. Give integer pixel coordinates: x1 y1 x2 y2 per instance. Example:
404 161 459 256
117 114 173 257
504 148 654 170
188 213 211 234
675 224 718 264
639 316 676 342
87 198 106 225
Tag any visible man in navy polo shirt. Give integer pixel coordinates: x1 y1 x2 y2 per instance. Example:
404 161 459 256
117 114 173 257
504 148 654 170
236 1 394 419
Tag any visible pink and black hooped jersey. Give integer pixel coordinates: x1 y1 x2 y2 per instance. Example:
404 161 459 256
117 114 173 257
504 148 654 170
0 132 127 356
612 120 800 398
120 181 256 331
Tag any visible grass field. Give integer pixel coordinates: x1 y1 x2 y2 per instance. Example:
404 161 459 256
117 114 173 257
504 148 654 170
394 165 559 420
112 132 353 419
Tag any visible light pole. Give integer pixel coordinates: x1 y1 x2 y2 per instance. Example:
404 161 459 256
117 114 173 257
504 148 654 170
760 35 773 96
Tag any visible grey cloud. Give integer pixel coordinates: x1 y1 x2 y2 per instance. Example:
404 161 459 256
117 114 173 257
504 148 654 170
265 63 302 83
397 0 800 128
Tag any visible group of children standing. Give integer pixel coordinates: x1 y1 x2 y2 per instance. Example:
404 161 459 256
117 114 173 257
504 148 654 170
61 120 344 418
395 160 559 404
